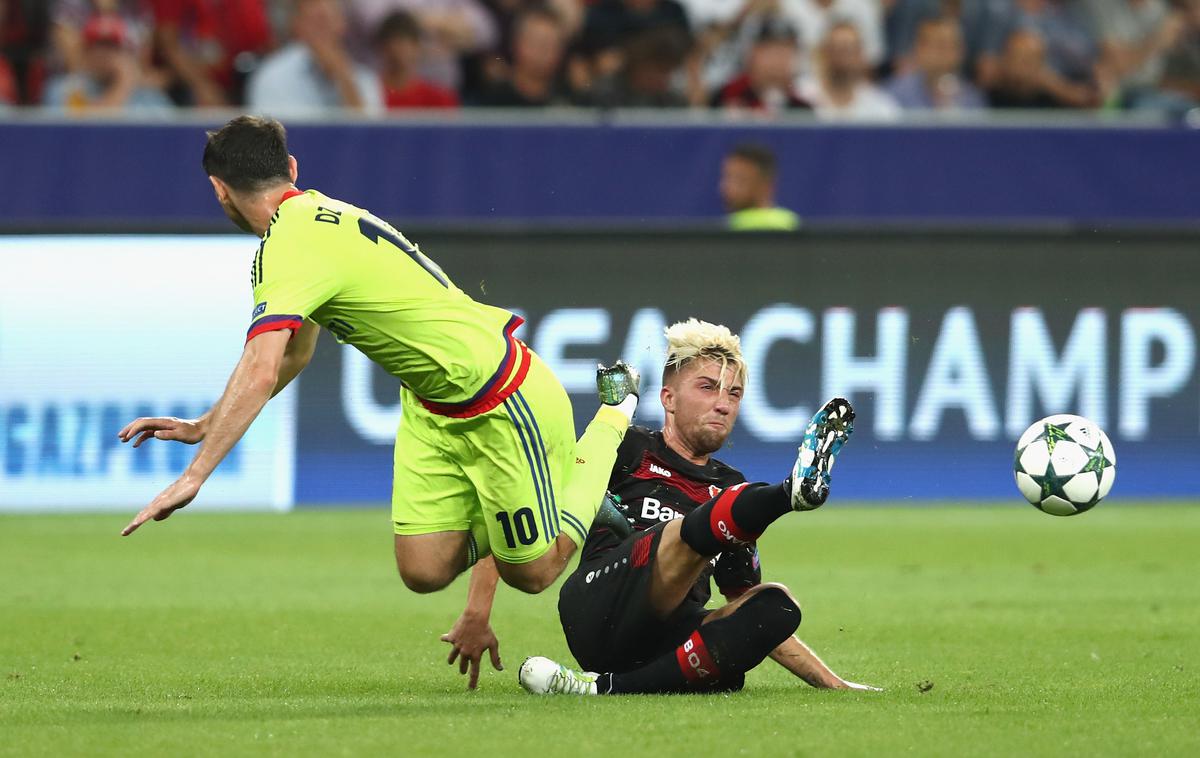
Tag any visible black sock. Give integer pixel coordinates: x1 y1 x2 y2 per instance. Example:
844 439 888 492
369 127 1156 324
599 587 801 695
678 482 792 557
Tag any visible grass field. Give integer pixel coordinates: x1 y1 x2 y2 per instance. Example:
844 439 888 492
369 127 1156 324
2 504 1199 757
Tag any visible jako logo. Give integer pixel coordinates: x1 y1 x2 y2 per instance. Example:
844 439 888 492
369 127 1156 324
716 520 737 543
649 463 671 478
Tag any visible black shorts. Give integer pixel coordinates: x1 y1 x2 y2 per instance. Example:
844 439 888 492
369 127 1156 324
557 523 709 673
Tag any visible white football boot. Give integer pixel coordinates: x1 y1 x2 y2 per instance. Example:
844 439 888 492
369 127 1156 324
518 656 599 696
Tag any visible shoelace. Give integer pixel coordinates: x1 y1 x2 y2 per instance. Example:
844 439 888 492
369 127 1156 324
550 667 594 695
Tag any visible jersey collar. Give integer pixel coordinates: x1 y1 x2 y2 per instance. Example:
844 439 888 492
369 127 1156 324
280 188 305 203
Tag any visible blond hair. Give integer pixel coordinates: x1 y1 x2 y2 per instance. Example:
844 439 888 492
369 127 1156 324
663 318 747 388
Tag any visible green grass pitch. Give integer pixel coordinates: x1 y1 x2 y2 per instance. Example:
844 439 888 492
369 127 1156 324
2 504 1199 757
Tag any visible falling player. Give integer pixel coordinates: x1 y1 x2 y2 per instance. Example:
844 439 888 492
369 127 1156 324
519 319 879 695
117 117 640 653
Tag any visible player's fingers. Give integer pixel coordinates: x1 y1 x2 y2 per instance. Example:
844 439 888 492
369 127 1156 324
468 657 481 690
120 418 164 441
488 643 503 671
445 645 459 665
132 430 156 448
121 510 150 536
459 654 470 676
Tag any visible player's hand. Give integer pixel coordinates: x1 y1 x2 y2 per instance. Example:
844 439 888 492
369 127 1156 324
118 416 205 447
441 612 503 690
121 475 201 536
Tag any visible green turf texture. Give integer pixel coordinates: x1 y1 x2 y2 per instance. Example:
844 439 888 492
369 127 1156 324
2 504 1198 757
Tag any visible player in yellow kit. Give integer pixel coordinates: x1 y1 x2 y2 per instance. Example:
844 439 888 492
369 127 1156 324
117 116 639 685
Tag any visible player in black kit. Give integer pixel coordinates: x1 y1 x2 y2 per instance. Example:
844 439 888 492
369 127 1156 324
519 319 878 695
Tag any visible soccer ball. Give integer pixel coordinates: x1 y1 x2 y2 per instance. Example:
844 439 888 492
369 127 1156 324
1013 415 1116 516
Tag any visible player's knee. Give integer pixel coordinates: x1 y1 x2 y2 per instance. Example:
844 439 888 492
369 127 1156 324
744 584 803 635
495 561 557 595
498 569 555 595
396 563 455 594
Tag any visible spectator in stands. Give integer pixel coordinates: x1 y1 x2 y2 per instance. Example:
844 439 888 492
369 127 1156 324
975 0 1100 100
247 0 383 113
883 0 997 77
477 5 572 105
462 0 583 101
677 0 785 93
786 0 884 76
1159 0 1200 101
346 0 498 90
985 27 1095 107
887 16 985 110
0 6 15 105
147 0 224 106
712 22 810 112
594 27 690 106
582 0 690 83
799 21 900 120
51 0 155 77
375 9 460 107
720 142 800 231
1087 0 1189 109
42 13 172 111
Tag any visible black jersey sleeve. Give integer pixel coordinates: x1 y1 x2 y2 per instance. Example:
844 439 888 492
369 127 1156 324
607 426 652 490
712 543 762 599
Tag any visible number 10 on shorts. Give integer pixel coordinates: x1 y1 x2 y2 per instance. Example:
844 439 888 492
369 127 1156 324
495 507 539 548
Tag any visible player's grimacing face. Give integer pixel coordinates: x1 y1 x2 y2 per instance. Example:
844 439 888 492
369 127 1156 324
663 358 743 456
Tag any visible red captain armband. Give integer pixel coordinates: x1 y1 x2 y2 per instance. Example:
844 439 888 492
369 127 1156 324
246 314 304 343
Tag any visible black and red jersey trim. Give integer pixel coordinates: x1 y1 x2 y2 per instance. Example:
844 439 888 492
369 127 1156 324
246 313 303 343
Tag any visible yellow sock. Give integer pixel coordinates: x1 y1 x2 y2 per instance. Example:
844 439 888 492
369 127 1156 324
556 406 630 547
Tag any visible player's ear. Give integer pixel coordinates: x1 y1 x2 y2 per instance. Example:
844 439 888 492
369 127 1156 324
660 384 674 414
208 175 228 202
287 155 298 183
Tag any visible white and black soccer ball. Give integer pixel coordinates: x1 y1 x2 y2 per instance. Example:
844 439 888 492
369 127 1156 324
1013 414 1116 517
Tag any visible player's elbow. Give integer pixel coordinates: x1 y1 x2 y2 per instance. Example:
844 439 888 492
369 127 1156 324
246 365 280 396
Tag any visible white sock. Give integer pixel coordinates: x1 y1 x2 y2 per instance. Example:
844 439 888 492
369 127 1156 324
614 394 638 423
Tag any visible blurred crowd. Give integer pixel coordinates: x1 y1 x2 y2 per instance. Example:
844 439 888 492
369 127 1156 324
3 0 1200 117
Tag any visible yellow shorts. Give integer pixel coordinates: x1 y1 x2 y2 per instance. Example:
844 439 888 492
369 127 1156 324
391 349 578 565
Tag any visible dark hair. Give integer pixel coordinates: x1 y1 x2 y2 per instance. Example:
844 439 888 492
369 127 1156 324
202 116 291 192
374 10 421 45
727 143 778 180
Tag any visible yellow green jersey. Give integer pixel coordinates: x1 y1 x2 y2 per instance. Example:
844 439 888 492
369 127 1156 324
247 189 521 411
727 207 801 232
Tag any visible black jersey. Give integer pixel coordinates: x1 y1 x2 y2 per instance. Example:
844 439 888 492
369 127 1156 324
581 426 761 604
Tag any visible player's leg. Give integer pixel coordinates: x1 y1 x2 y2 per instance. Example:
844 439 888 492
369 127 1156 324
471 356 636 593
392 397 484 593
521 583 801 695
674 397 855 558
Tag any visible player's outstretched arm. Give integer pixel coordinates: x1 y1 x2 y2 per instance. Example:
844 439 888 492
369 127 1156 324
770 636 881 691
272 319 319 398
441 556 504 690
118 321 317 449
120 329 292 536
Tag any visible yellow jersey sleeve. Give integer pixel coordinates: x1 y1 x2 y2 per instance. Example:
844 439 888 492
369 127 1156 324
246 194 341 342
